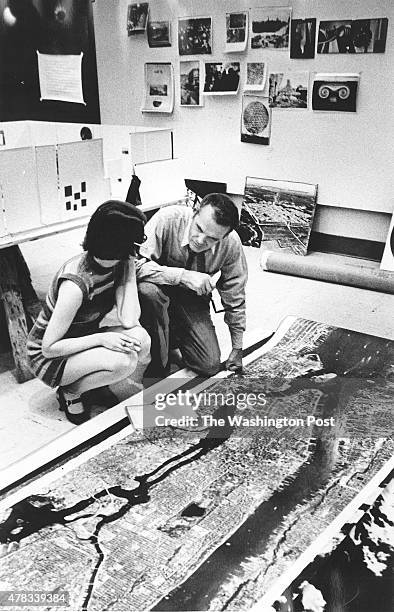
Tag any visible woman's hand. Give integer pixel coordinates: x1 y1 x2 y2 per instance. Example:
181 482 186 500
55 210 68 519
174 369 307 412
100 331 141 353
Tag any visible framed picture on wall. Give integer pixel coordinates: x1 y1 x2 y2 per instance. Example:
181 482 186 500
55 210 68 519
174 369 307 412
240 95 272 145
147 20 171 47
141 63 174 113
127 3 149 35
250 6 291 50
203 62 240 95
180 61 203 106
268 71 309 109
290 18 316 58
178 17 212 55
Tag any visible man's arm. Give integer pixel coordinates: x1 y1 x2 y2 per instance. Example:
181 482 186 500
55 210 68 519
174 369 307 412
135 208 184 285
216 234 248 351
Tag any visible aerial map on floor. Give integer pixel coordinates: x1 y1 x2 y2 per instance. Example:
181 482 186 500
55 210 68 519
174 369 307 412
0 318 393 611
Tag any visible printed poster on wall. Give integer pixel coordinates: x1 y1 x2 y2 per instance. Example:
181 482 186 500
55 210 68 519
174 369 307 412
250 6 291 50
225 11 248 53
142 63 174 113
37 52 85 104
241 95 272 145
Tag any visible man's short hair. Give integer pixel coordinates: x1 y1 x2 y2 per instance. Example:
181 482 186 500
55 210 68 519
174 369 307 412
199 193 239 231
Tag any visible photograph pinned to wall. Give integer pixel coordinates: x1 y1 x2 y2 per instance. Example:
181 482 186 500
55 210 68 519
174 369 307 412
269 71 309 109
147 20 171 47
250 6 291 50
142 63 174 113
317 18 388 54
240 177 318 254
290 18 317 58
178 17 212 55
380 211 394 271
203 62 240 95
225 11 248 53
180 61 203 106
241 95 272 145
245 62 267 91
127 3 149 35
312 73 359 112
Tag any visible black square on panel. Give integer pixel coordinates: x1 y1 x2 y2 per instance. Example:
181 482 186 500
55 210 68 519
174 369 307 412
74 192 80 200
81 199 87 207
65 185 72 197
81 182 86 192
73 204 78 211
66 201 71 210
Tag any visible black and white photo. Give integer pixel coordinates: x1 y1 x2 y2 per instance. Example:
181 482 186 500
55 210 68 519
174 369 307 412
203 62 240 95
245 62 267 91
127 2 149 35
147 20 171 48
241 176 318 254
250 6 291 49
269 71 309 109
142 62 174 113
312 73 359 112
180 60 202 106
290 18 316 58
225 11 248 52
317 18 388 54
178 17 212 55
241 95 272 145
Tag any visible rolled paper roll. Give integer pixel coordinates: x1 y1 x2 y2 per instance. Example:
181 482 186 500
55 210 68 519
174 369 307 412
260 250 394 295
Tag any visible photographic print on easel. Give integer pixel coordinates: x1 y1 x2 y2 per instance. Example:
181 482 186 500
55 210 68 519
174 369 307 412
250 6 291 50
290 18 316 58
269 71 309 109
312 73 359 112
142 63 174 113
147 20 171 47
240 177 318 254
380 210 394 271
225 11 248 53
203 62 240 95
180 61 203 107
178 17 212 55
241 95 272 145
245 62 267 91
127 3 149 35
317 18 388 54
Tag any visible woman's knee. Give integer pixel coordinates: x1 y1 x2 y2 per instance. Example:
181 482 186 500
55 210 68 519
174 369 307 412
109 351 137 377
123 326 151 363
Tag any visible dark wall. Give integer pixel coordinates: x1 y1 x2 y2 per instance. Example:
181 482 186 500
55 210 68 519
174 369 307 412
0 0 100 123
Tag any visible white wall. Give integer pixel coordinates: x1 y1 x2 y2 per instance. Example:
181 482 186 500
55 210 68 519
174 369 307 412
93 0 394 240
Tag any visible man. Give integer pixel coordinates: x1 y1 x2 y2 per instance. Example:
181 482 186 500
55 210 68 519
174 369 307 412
136 193 247 378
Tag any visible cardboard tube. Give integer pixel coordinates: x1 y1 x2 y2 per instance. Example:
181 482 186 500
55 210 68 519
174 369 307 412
260 250 394 294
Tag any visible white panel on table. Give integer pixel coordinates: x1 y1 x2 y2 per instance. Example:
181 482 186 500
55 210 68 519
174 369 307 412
0 147 42 233
54 122 103 144
35 145 59 225
0 121 32 150
129 129 172 164
136 159 187 209
28 121 58 147
57 139 110 220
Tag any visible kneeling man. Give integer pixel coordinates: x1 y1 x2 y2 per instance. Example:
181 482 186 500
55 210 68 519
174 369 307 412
136 193 247 378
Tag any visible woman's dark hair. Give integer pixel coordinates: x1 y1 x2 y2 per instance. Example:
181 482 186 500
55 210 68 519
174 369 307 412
199 193 239 231
83 200 146 259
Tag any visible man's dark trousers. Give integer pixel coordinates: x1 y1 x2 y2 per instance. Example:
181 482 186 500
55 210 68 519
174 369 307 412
138 282 221 378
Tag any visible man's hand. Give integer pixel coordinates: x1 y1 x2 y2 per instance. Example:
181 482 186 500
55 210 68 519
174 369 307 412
181 270 216 296
225 348 243 373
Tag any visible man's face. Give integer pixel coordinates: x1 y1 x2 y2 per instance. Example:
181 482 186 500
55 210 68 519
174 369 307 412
189 205 230 252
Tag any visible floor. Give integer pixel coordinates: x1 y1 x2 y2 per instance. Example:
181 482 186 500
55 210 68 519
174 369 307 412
0 227 393 474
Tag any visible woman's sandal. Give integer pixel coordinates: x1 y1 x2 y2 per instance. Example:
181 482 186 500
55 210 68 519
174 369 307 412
56 387 91 425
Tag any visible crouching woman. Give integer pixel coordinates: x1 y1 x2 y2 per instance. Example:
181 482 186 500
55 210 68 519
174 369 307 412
27 200 151 424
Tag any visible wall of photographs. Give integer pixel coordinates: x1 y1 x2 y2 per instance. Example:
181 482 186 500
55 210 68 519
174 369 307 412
93 0 393 233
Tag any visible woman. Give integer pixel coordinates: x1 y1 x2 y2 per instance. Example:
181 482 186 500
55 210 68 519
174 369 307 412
27 200 151 424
